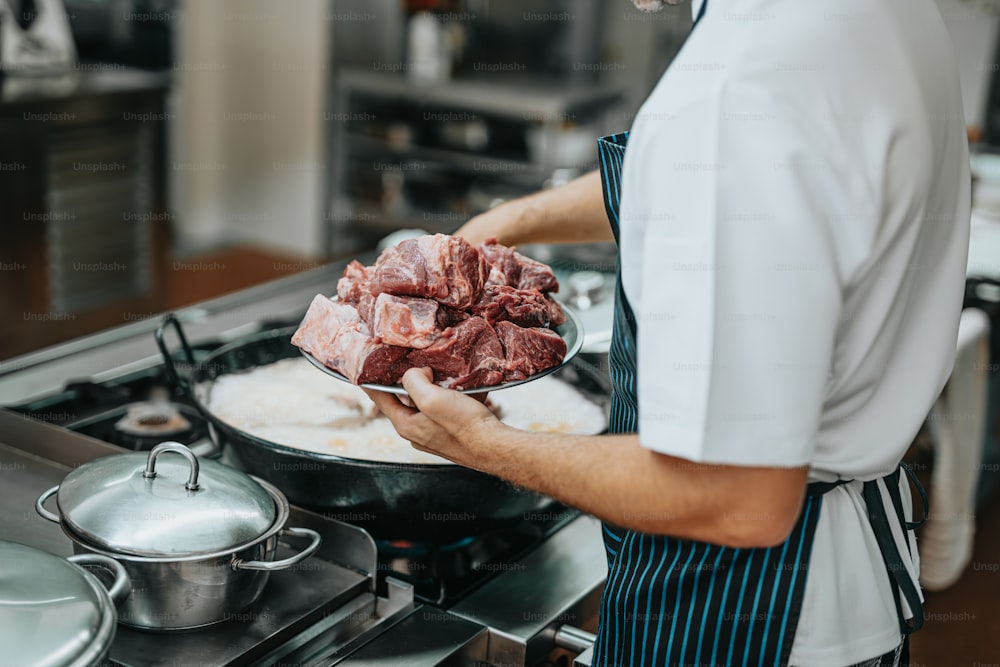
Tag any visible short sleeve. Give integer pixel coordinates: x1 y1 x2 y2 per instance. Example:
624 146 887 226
619 81 859 467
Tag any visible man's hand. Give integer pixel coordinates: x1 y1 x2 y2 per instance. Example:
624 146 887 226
363 368 503 469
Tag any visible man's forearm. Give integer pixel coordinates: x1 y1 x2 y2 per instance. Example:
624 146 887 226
456 171 614 246
465 424 809 548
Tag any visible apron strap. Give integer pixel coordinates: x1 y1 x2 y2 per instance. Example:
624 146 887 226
807 464 927 637
862 469 926 636
806 478 852 496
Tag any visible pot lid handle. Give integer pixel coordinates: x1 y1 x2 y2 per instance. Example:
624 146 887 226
143 442 200 491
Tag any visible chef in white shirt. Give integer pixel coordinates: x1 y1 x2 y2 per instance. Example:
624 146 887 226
367 0 972 664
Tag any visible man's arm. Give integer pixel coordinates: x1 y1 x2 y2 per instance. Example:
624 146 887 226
455 170 615 246
366 369 809 549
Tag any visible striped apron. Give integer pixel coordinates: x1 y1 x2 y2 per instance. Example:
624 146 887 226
592 131 925 667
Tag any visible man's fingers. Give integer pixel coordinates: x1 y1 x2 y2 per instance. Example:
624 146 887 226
401 367 452 412
362 388 417 423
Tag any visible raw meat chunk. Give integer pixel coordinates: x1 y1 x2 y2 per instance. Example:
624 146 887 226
371 294 441 349
357 290 377 327
328 324 411 385
514 253 559 293
371 234 488 309
546 296 567 327
478 237 559 293
292 295 410 385
337 260 371 303
436 305 470 329
408 317 505 390
494 321 567 381
291 295 360 356
479 238 523 287
472 285 553 327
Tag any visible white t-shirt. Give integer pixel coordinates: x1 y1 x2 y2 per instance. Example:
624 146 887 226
619 0 971 664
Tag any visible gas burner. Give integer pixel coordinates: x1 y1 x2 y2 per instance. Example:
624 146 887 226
375 512 577 606
112 401 201 450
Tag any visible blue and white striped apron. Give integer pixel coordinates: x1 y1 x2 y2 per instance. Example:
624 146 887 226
592 131 925 667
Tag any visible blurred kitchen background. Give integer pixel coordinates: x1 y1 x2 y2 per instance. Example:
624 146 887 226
3 0 999 358
0 0 698 358
2 0 1000 663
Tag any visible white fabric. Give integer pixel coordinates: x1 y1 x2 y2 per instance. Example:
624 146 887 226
967 211 1000 279
619 0 971 664
0 0 76 74
920 309 991 590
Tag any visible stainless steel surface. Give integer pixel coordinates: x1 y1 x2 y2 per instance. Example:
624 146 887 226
262 577 417 666
0 414 124 559
233 526 322 571
0 392 429 664
450 514 607 667
553 625 598 654
335 607 489 666
107 550 373 667
0 541 124 667
40 442 277 557
66 553 131 606
108 512 384 667
300 303 585 396
61 480 321 630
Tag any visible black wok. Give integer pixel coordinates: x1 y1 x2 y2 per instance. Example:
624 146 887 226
155 314 611 541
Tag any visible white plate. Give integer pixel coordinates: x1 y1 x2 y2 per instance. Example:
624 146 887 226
301 306 584 395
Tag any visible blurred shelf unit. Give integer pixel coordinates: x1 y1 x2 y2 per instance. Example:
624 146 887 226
0 70 172 358
327 68 624 255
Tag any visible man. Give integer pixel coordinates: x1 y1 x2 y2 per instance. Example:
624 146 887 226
366 0 971 664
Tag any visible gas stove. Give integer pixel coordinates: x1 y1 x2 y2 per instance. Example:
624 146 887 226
0 263 607 666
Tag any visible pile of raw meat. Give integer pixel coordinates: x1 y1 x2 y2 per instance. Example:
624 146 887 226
292 234 568 390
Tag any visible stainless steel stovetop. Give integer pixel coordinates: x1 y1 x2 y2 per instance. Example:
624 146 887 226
0 262 607 666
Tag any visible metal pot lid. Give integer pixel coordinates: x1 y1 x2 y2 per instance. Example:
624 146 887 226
0 541 118 667
56 442 276 556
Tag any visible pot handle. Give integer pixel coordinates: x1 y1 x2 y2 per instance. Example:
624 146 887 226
143 442 200 491
232 527 322 572
67 554 132 607
35 485 61 522
155 313 197 396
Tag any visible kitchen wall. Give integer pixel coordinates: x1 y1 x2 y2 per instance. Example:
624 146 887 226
171 0 331 257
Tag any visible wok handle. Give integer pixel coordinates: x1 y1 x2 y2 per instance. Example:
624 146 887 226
153 314 223 458
35 485 61 522
232 527 322 572
155 313 197 395
68 554 131 607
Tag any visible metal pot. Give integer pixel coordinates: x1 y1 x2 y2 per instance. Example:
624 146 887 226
154 314 586 541
0 540 130 666
35 442 322 631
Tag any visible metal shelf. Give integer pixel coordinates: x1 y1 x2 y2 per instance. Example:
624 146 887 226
337 69 623 121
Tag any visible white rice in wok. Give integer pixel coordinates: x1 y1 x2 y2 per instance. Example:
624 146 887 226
203 358 608 465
